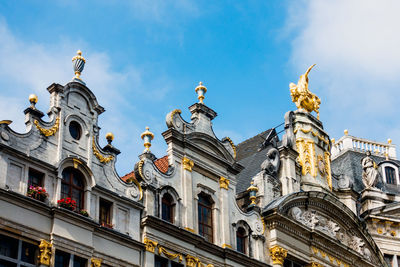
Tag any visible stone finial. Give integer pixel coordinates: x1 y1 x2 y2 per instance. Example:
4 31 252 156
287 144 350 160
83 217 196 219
344 129 349 136
72 50 86 82
106 132 114 144
195 81 207 104
247 181 258 206
29 94 38 109
141 126 154 153
269 245 287 266
388 138 392 145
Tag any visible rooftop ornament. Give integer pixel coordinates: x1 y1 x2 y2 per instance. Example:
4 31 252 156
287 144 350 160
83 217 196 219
29 94 38 109
247 181 258 207
106 132 114 145
289 64 321 119
141 126 154 153
72 50 86 84
195 82 207 104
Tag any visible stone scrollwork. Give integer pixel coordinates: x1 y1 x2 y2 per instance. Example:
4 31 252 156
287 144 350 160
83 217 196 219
219 176 229 189
38 239 52 266
269 245 288 265
34 116 60 137
92 139 114 163
91 258 102 267
158 246 183 263
144 238 158 253
182 157 194 172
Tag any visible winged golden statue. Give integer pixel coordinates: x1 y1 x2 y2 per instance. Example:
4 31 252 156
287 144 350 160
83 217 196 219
289 64 321 119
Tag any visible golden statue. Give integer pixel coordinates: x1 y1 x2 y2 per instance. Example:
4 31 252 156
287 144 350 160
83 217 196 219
289 64 321 119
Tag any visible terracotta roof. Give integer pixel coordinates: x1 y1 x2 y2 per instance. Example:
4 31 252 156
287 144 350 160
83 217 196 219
121 171 135 183
120 155 169 183
154 155 169 173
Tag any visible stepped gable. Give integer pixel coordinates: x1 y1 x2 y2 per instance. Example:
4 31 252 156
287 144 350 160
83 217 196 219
236 129 273 193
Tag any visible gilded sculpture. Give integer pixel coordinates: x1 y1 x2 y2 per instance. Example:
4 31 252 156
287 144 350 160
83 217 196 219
269 245 288 265
38 239 52 266
289 64 321 119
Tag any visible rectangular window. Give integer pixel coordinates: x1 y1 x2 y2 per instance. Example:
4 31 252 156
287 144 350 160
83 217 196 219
55 250 70 267
73 255 87 267
99 198 113 228
28 168 44 187
384 254 393 266
0 234 38 267
155 255 183 267
284 259 304 267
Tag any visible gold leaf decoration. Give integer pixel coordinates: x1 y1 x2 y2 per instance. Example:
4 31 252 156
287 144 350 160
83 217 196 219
92 139 113 163
34 117 60 137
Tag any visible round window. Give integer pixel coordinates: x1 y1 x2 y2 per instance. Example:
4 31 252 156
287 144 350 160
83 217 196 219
69 121 82 140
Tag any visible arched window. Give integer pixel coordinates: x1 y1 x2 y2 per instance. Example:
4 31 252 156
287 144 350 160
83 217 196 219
61 168 85 211
198 193 213 242
236 227 247 254
385 167 397 184
161 193 174 223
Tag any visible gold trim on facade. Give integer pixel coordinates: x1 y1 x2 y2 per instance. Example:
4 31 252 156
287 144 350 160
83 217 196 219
294 127 330 148
269 245 287 266
0 120 12 125
182 157 194 172
311 246 350 267
144 238 158 253
224 137 237 158
185 254 214 267
92 139 114 163
90 258 102 267
324 151 332 190
219 176 230 189
221 243 232 249
305 263 323 267
34 117 60 137
158 246 183 263
184 227 196 233
138 159 145 179
38 239 52 266
296 138 317 177
170 109 182 122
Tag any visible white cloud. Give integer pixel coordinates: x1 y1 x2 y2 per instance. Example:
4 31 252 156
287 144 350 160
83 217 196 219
286 0 400 145
0 19 169 175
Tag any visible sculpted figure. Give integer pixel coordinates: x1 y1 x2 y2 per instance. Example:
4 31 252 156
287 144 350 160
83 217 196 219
261 147 280 177
289 64 321 119
361 151 379 189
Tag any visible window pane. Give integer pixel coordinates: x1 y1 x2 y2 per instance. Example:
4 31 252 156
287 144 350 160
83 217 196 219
155 256 168 267
385 167 396 184
72 188 82 210
73 255 87 267
0 259 16 267
171 262 184 267
0 234 18 259
28 169 44 187
55 250 70 267
21 241 37 264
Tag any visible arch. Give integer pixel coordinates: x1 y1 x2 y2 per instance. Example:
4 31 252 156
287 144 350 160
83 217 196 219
379 162 399 185
234 220 252 255
61 167 85 210
158 186 181 225
57 157 95 189
64 82 104 115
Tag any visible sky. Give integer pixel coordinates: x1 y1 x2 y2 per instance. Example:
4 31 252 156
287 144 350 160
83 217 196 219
0 0 399 176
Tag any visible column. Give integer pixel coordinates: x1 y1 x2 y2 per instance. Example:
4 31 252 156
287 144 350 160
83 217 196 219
219 176 231 248
181 156 195 232
269 245 287 267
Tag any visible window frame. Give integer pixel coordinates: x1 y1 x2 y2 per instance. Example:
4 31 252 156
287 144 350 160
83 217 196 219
381 163 400 185
28 168 44 188
161 193 175 223
236 226 247 254
0 233 38 267
61 167 85 211
198 193 214 243
99 198 113 228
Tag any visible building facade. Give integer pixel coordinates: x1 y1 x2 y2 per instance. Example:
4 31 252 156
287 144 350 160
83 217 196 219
0 52 396 267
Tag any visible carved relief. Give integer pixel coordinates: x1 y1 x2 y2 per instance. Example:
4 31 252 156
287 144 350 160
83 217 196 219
261 147 280 177
144 238 158 253
289 207 372 260
269 245 287 265
296 138 317 177
91 258 102 267
219 176 229 189
34 116 60 137
38 239 52 266
182 157 194 172
92 139 114 163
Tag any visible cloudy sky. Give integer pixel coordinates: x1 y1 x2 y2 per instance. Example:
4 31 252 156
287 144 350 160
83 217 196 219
0 0 399 176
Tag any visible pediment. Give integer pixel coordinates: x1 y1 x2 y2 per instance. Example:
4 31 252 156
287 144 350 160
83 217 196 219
263 192 385 266
186 133 234 163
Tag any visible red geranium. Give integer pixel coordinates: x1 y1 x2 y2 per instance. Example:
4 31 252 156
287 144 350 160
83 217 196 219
58 197 77 211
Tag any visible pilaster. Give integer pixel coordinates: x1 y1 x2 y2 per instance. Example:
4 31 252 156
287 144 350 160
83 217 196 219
181 156 195 232
269 245 288 267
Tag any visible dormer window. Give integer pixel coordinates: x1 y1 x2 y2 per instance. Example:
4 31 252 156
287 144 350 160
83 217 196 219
385 166 397 185
161 193 174 223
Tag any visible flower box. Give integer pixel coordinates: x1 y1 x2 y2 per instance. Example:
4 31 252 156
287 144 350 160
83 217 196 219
57 197 77 211
100 222 114 229
27 185 48 202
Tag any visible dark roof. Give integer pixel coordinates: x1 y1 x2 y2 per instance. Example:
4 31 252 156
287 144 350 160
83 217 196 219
331 150 400 193
235 129 273 193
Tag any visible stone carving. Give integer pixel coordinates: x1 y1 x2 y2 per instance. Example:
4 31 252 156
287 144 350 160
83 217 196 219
361 151 379 189
91 258 102 267
289 64 321 119
269 245 288 265
289 207 372 260
261 147 280 177
282 111 295 148
38 239 52 266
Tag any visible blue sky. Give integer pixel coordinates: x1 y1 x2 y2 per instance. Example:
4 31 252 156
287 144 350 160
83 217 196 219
1 1 400 176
